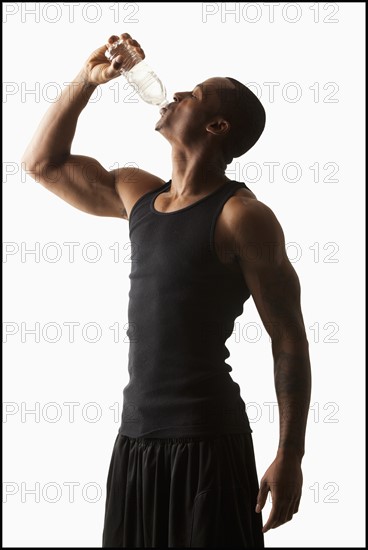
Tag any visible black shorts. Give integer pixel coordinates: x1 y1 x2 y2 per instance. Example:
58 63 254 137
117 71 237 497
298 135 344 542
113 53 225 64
102 431 265 548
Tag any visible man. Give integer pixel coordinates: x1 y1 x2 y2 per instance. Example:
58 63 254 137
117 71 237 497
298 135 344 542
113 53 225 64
22 33 311 548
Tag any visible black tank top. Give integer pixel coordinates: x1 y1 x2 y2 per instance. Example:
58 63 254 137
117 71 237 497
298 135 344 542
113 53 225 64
119 179 253 438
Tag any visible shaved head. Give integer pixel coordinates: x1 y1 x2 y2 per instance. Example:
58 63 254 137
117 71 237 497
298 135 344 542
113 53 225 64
218 77 266 163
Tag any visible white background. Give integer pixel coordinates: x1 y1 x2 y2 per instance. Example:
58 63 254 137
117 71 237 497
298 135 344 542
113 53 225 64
3 2 365 547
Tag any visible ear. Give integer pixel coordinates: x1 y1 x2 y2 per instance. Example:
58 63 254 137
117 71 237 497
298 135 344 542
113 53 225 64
205 118 230 136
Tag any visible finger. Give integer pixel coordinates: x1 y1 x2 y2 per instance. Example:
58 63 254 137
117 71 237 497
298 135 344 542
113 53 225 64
294 495 301 514
111 55 125 71
120 35 144 58
263 501 295 532
103 56 125 79
128 40 143 52
268 512 293 530
107 35 119 44
255 481 269 513
128 41 145 60
262 495 294 532
126 38 139 48
262 504 280 533
283 501 296 524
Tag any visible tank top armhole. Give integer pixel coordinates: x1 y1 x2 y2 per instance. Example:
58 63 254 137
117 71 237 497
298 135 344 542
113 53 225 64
209 181 246 267
128 180 171 223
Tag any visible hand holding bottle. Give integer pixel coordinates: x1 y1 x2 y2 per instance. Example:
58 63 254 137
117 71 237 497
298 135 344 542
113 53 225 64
80 33 145 87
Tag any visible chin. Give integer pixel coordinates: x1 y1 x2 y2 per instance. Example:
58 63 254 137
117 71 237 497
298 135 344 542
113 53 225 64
154 121 174 144
155 124 169 137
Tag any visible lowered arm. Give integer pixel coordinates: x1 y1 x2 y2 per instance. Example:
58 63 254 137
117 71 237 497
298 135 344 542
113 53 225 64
228 195 312 532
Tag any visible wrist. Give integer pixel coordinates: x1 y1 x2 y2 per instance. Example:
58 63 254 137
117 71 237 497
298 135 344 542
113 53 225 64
64 70 98 105
276 445 304 462
74 69 98 91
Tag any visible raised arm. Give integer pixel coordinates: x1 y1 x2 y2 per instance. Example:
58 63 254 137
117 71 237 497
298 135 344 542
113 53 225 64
228 196 312 533
21 33 164 218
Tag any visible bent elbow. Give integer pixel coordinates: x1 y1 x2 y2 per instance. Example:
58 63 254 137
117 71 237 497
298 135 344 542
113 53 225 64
21 155 35 173
21 155 54 183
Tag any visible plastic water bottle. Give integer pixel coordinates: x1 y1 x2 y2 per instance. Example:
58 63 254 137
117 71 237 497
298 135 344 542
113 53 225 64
105 39 169 108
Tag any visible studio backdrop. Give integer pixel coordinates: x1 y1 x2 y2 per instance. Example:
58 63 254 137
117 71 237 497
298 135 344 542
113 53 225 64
3 2 365 547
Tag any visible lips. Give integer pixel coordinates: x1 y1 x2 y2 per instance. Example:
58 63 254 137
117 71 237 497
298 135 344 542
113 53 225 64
159 101 176 116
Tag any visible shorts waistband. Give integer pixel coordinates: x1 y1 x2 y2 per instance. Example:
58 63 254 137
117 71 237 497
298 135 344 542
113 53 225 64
118 431 248 446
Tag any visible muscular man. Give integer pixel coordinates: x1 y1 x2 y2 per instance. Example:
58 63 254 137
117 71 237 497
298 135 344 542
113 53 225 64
22 33 311 548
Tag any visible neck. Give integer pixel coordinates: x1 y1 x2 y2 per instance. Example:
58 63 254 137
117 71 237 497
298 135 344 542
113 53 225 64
170 144 229 198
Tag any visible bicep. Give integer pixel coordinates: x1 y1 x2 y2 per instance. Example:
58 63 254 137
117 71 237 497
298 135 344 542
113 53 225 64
245 256 303 332
234 201 306 344
30 154 126 218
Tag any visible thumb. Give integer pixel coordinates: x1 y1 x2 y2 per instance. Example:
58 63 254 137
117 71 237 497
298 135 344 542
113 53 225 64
105 54 125 79
255 480 269 513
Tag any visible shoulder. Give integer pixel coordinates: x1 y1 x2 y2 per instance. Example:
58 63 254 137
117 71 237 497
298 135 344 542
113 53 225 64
213 185 286 268
113 166 166 217
221 188 286 264
114 166 166 191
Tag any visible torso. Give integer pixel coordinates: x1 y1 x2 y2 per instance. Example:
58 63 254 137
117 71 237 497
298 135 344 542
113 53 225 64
118 175 256 275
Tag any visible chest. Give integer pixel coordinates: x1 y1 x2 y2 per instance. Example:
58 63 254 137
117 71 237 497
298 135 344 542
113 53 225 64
151 188 247 276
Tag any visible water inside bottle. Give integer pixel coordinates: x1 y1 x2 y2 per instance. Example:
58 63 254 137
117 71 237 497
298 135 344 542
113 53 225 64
128 63 168 107
105 39 168 108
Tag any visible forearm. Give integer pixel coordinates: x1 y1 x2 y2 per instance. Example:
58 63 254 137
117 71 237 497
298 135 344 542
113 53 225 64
272 340 311 461
22 70 97 167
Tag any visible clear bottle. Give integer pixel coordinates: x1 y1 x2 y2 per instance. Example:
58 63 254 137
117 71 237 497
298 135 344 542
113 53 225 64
105 39 169 108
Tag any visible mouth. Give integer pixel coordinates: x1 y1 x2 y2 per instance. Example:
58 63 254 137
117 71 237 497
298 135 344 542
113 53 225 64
159 101 175 116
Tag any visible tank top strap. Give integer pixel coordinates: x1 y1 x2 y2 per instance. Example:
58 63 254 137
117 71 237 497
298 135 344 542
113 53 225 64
212 180 247 217
209 180 247 248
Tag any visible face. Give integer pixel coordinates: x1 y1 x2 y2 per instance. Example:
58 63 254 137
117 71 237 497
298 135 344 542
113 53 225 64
155 77 236 147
